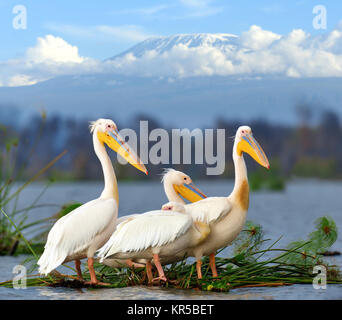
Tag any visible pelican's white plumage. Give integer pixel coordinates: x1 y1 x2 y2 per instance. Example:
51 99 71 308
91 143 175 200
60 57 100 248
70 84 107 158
112 169 203 227
98 201 210 282
99 169 207 269
98 210 192 259
162 169 186 204
100 127 269 281
143 126 269 280
162 168 207 204
159 126 270 279
185 197 232 224
37 119 147 284
38 198 117 275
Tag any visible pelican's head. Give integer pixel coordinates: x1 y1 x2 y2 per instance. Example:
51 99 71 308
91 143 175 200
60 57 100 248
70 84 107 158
90 118 118 134
162 169 192 185
162 169 207 203
161 201 186 214
90 119 148 175
235 126 270 169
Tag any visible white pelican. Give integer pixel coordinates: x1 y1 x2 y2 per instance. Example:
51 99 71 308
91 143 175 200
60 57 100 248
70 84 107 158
97 201 210 282
168 126 270 278
37 118 148 285
162 169 207 204
100 169 207 269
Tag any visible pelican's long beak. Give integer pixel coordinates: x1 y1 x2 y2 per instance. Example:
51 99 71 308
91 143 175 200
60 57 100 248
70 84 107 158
98 130 148 175
237 134 270 169
173 183 207 203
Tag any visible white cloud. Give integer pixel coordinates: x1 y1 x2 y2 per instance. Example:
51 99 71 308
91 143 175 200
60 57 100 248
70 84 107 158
7 74 37 87
26 35 84 64
240 25 281 50
2 24 342 87
107 44 235 77
107 25 342 78
0 35 98 87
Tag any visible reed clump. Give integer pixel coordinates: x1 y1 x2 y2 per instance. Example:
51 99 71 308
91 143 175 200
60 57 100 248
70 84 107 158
0 117 67 256
0 216 340 292
250 160 285 191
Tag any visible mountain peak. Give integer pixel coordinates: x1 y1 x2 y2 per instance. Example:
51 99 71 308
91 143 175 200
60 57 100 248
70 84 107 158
111 33 238 59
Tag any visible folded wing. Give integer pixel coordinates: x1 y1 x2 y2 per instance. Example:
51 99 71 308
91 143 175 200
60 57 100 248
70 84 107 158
38 198 117 275
98 210 192 260
186 197 233 224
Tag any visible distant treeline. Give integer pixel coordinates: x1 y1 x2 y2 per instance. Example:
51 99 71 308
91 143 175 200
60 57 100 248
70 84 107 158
0 106 341 181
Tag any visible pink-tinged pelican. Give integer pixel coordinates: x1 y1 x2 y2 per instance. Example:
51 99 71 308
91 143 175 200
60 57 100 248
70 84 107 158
162 169 207 204
37 119 148 285
100 169 207 269
97 201 210 283
173 126 269 278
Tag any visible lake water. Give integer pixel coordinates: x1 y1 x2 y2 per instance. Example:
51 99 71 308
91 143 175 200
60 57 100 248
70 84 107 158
0 179 341 300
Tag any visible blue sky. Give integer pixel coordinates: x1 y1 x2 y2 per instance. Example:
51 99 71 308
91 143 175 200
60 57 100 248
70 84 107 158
1 0 341 60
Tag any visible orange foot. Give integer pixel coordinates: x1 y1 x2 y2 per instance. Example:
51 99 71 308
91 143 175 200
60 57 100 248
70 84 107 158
152 276 167 284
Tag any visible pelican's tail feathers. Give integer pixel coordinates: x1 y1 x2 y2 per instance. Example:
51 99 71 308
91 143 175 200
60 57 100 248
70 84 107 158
37 248 66 276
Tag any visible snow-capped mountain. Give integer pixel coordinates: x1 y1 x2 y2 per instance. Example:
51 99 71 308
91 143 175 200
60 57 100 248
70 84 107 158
2 32 342 127
111 33 239 58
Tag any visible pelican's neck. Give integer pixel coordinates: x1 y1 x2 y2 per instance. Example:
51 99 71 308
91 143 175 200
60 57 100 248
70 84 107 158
93 130 119 205
230 142 249 210
164 180 186 204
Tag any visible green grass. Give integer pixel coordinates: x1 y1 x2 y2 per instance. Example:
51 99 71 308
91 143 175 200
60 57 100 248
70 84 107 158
249 160 286 191
0 119 68 256
293 157 338 179
0 216 340 292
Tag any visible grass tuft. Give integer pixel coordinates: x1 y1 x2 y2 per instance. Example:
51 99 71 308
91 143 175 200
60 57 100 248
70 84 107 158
0 216 340 292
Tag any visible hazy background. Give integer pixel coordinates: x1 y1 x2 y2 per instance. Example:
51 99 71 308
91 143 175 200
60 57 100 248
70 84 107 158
0 104 341 182
1 1 342 181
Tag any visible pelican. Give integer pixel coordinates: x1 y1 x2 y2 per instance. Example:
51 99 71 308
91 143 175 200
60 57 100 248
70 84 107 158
97 201 210 282
37 119 148 285
100 169 207 269
162 169 207 204
115 169 206 227
168 126 270 278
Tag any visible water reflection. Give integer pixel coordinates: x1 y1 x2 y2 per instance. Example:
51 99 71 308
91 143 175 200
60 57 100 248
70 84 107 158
0 179 341 300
